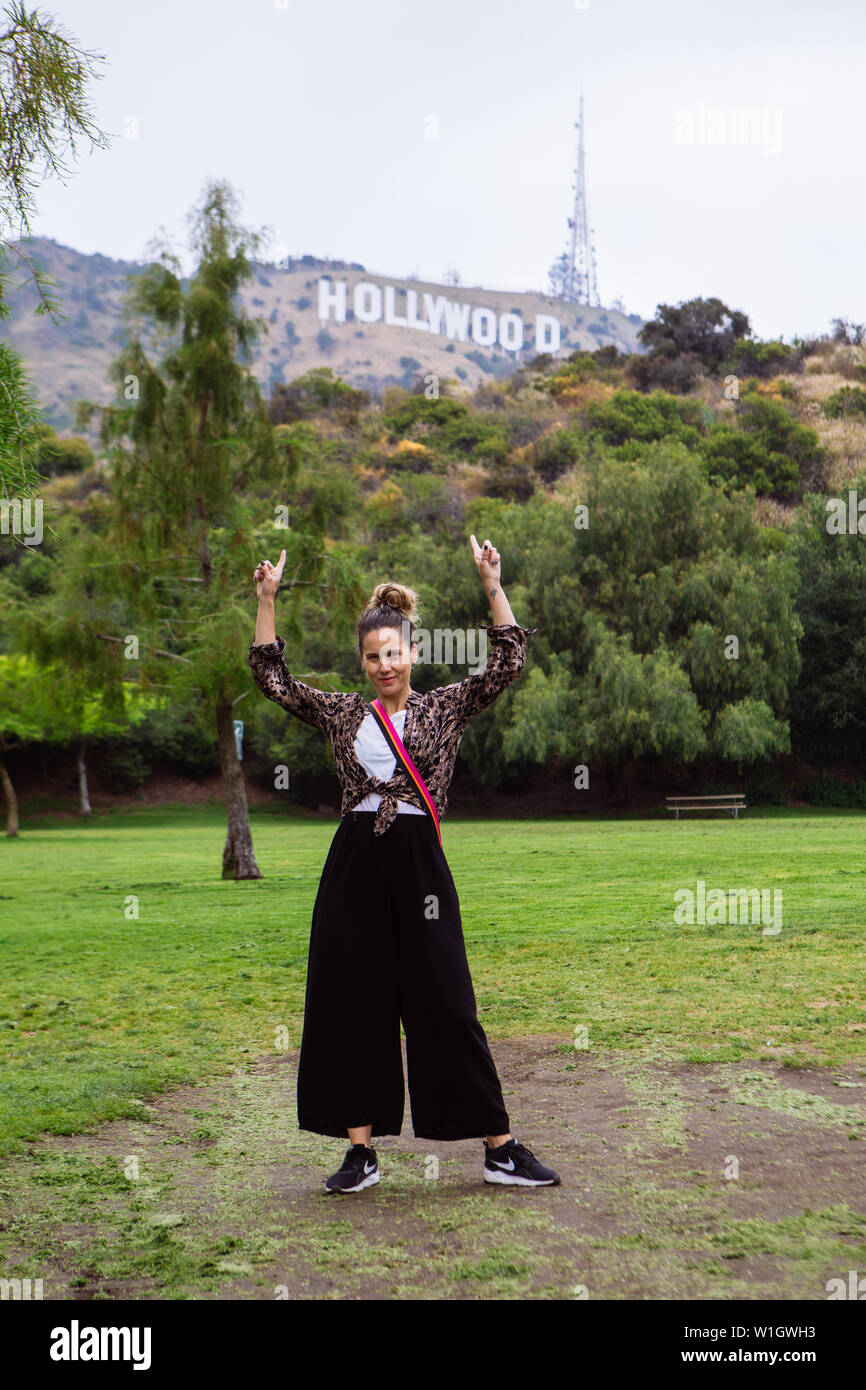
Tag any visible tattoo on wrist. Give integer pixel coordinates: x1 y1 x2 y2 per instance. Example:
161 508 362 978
488 586 498 600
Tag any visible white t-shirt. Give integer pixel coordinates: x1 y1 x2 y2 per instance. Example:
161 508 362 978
353 708 427 815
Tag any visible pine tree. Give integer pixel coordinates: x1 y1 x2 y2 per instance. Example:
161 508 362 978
0 0 108 499
77 179 288 878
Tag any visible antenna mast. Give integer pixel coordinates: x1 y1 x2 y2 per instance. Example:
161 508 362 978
548 89 600 306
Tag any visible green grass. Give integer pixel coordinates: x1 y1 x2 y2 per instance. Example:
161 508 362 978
1 806 864 1159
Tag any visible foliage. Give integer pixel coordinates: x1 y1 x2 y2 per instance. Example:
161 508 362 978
31 424 95 476
802 776 866 807
269 367 369 425
822 385 866 419
584 389 706 450
788 484 866 762
630 296 751 391
724 336 803 378
700 392 826 499
0 339 44 500
532 426 586 485
547 351 598 394
576 621 708 763
507 441 801 768
382 392 507 459
0 1 109 497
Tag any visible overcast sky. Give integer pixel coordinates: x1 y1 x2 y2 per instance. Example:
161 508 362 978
27 0 863 340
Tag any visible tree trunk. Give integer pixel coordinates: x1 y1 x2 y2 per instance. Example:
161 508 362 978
77 742 92 818
216 699 262 880
0 756 19 837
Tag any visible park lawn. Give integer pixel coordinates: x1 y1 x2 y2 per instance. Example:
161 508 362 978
0 805 864 1161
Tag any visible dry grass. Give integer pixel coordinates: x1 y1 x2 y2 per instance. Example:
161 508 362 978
753 496 798 529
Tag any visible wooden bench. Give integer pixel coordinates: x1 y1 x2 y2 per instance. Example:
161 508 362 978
665 793 747 820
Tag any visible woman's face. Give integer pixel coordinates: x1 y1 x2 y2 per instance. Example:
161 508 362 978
361 626 416 697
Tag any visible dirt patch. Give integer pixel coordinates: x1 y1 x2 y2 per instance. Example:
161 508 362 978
1 1037 864 1300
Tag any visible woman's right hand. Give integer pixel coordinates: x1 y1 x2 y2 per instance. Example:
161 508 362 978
254 549 286 601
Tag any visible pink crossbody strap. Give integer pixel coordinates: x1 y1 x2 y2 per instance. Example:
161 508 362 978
368 699 442 847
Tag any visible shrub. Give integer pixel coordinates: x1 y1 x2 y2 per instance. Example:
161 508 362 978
533 427 583 483
725 337 803 378
131 707 219 779
701 393 825 499
742 765 787 805
34 427 95 476
626 350 706 394
269 368 369 424
480 457 535 502
101 742 153 790
584 389 705 448
822 385 866 419
548 352 598 395
382 393 505 459
803 776 866 808
631 296 751 390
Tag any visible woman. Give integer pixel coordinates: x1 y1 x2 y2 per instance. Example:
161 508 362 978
249 535 560 1194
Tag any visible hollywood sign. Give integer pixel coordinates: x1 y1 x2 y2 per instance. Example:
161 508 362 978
317 277 563 354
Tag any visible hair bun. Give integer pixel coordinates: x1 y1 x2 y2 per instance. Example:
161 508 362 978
366 582 419 623
357 581 421 656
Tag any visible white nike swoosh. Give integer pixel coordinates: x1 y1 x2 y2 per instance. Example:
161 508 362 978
364 1160 376 1174
491 1157 515 1171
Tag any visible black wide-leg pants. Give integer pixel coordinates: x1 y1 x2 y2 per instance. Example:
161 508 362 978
296 810 511 1141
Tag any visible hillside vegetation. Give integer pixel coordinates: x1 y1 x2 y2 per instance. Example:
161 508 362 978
3 260 866 820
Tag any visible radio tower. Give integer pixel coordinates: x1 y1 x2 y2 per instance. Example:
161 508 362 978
548 91 600 306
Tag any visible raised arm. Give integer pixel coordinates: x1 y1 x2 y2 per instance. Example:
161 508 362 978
249 550 348 734
470 533 515 626
253 550 284 646
435 535 538 725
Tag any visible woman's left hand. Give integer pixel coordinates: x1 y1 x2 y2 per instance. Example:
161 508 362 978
469 534 501 586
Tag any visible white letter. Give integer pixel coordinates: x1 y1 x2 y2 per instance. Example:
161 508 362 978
444 300 471 342
353 282 383 323
764 107 783 158
423 293 450 335
317 277 346 323
826 497 846 534
673 888 695 925
406 289 429 331
50 1328 70 1362
133 1327 152 1371
384 285 407 327
471 306 497 346
498 312 524 351
706 888 727 925
673 107 694 145
535 315 561 352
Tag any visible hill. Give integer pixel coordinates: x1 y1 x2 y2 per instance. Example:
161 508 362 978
2 237 646 432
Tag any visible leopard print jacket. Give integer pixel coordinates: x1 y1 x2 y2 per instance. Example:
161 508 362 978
248 623 538 836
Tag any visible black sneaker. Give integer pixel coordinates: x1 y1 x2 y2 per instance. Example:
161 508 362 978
483 1138 560 1186
324 1143 380 1194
